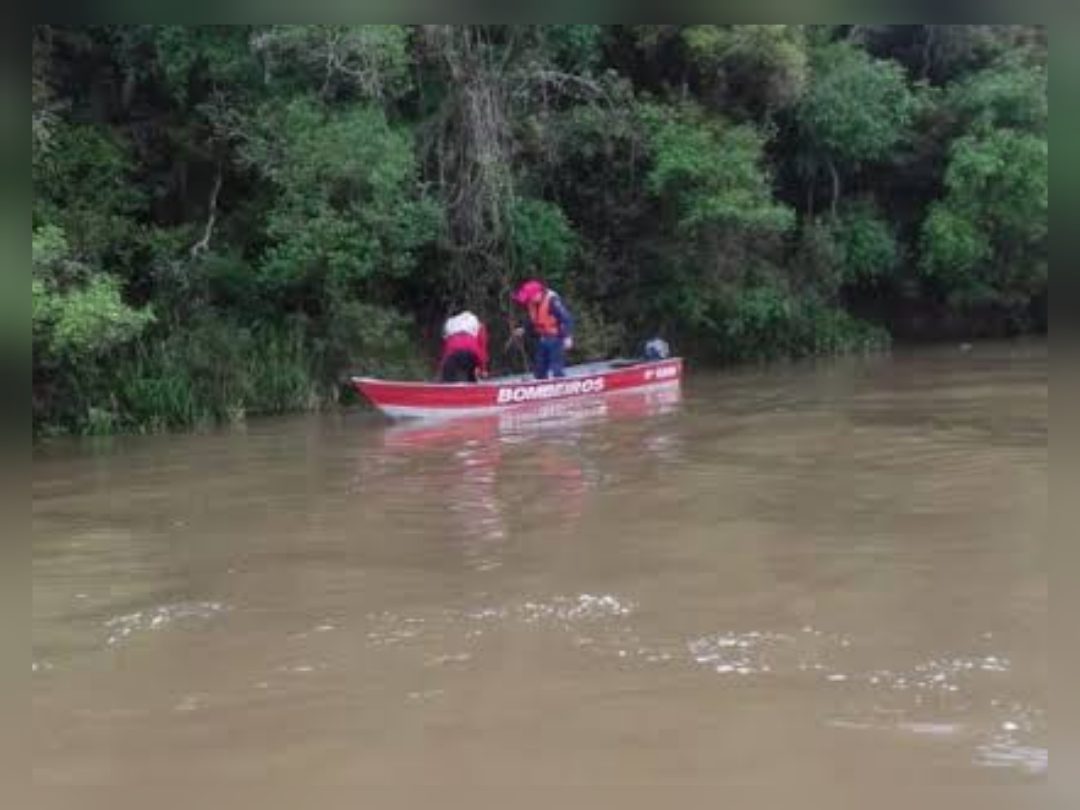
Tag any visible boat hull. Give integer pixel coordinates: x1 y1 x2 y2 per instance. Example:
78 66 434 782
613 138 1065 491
351 358 683 420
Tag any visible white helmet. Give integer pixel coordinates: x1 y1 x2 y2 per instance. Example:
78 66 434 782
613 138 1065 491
443 311 481 338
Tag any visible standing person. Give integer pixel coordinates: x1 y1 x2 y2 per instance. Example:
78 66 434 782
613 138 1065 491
511 279 574 379
437 310 489 382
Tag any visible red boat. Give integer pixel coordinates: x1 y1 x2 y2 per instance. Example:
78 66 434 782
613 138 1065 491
351 357 683 420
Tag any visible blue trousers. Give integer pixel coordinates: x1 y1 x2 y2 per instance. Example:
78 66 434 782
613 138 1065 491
534 336 566 379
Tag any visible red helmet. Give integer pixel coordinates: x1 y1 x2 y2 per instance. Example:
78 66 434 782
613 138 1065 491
512 279 544 306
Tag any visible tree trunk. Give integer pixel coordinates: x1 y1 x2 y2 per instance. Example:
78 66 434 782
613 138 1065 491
190 165 223 258
828 159 840 216
921 26 937 80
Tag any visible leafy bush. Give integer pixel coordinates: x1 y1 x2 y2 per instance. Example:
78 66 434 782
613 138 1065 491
32 225 154 363
719 285 889 362
830 201 900 285
508 197 578 286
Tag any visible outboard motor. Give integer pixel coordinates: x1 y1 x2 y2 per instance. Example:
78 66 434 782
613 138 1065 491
643 337 671 360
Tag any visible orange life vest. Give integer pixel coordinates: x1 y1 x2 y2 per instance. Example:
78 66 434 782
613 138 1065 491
528 291 560 337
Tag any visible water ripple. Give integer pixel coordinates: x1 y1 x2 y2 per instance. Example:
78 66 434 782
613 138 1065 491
104 601 228 647
975 739 1048 775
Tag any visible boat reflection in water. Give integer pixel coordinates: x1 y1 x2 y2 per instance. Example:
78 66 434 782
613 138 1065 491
379 386 683 570
383 383 682 447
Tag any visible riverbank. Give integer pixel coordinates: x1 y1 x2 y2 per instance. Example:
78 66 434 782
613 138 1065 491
33 330 1051 445
33 26 1046 441
34 317 890 439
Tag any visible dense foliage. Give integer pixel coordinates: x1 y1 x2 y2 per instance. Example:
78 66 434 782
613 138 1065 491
31 25 1047 435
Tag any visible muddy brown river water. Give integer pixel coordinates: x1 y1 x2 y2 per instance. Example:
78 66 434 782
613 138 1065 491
31 341 1047 803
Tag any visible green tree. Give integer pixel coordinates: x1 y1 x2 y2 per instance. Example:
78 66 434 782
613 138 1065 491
798 42 918 212
33 123 146 265
243 96 438 295
239 95 438 377
639 103 798 352
544 25 604 73
644 103 793 235
918 25 1045 84
682 25 809 118
947 57 1047 132
920 126 1047 308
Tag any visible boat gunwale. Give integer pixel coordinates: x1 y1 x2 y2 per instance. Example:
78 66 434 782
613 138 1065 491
350 358 679 390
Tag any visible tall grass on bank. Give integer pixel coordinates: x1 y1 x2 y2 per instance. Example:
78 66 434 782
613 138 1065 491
114 320 320 433
36 319 322 436
33 306 430 437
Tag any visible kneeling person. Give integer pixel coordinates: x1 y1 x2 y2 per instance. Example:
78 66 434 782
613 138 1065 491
438 310 489 383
